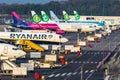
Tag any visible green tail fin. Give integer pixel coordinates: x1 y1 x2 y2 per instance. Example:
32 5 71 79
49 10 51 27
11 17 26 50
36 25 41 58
74 11 80 20
41 11 50 22
31 10 41 23
63 10 70 20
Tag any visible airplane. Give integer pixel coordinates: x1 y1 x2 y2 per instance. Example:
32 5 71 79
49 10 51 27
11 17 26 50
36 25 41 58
50 10 106 32
50 10 105 26
11 11 65 34
0 32 68 43
33 10 95 33
49 10 96 33
65 10 105 27
32 10 80 32
73 10 105 30
0 43 26 61
73 11 120 31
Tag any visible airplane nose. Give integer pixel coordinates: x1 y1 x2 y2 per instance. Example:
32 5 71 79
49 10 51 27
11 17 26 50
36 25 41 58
60 38 68 43
19 51 26 58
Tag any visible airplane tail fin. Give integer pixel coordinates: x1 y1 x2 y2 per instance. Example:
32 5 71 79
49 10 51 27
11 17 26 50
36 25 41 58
62 10 70 21
11 11 27 25
50 10 59 21
41 11 51 22
31 10 41 23
73 11 80 20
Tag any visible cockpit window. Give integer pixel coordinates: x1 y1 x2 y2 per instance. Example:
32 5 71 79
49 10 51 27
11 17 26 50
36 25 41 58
59 35 63 38
12 48 20 50
89 26 93 28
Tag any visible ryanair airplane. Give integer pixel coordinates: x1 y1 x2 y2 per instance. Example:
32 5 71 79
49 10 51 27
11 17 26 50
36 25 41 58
0 32 68 43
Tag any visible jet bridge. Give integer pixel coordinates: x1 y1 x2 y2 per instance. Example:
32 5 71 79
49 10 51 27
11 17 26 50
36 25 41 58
16 40 44 52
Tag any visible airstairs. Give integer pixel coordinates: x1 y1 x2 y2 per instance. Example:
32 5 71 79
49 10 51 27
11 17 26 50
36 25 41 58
1 60 27 76
16 40 44 52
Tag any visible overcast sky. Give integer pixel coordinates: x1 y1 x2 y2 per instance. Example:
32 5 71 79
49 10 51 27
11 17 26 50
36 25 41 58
0 0 67 4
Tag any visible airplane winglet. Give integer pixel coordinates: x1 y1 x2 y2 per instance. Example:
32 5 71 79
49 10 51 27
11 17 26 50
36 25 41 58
50 10 59 21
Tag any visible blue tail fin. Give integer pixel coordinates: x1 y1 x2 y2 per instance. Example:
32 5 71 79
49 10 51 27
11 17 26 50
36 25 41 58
11 11 27 26
50 10 59 21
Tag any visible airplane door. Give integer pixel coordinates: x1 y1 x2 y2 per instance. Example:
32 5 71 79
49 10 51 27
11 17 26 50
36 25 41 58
4 46 8 54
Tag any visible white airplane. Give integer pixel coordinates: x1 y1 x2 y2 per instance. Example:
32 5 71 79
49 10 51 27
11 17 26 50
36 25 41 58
0 43 26 61
49 10 96 33
50 10 106 32
0 32 68 43
31 10 77 32
40 10 96 33
73 10 105 30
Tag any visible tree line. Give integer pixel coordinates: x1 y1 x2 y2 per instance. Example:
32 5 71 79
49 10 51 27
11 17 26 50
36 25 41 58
0 0 120 16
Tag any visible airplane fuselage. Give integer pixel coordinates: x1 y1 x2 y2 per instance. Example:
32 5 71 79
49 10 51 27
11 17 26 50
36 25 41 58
0 32 68 43
57 22 96 32
0 43 26 60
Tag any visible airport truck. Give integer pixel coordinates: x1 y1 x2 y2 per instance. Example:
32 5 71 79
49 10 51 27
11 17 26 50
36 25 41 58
28 54 61 69
78 41 86 47
20 63 34 71
86 36 95 41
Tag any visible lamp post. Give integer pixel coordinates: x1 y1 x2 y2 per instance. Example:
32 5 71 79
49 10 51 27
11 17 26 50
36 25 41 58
77 29 81 45
77 31 80 45
102 4 105 16
101 39 104 58
91 6 93 16
59 35 62 54
109 39 110 51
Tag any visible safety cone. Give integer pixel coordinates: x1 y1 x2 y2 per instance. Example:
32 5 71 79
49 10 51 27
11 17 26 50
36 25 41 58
88 44 92 48
80 52 83 55
95 38 99 43
86 39 89 43
35 72 41 80
61 58 65 65
41 75 45 80
77 50 80 55
65 61 68 65
104 36 106 39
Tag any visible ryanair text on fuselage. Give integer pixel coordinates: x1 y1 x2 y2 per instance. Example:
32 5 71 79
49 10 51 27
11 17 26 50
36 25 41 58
10 33 53 39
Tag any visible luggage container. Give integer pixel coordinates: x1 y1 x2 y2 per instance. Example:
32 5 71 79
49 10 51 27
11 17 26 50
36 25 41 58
12 67 27 77
20 63 34 71
30 52 41 58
